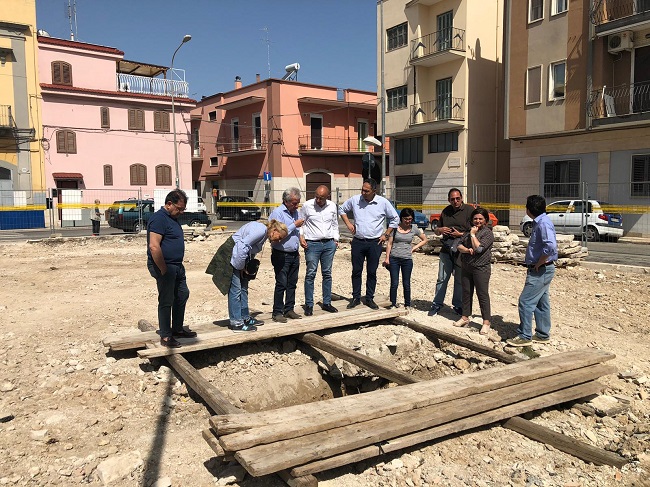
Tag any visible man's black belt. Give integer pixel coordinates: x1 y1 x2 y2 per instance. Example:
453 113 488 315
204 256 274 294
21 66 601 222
307 238 334 242
272 248 299 254
526 261 555 269
354 237 380 241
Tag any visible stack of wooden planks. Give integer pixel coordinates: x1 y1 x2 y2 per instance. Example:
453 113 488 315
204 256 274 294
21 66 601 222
206 348 615 477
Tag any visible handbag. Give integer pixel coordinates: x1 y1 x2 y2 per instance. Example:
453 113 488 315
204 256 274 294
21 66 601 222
244 258 260 280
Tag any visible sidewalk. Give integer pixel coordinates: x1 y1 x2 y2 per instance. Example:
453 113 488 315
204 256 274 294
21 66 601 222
619 236 650 245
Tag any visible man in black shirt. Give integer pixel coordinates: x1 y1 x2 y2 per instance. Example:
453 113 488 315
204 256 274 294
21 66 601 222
428 188 473 316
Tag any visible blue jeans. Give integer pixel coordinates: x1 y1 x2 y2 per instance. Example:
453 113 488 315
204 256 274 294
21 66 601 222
304 239 336 307
432 251 462 309
271 249 300 315
228 268 250 326
351 238 383 301
147 262 190 339
517 265 555 340
389 257 413 307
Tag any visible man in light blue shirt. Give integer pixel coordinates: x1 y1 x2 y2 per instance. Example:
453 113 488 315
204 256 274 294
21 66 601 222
269 187 305 322
339 179 399 309
507 195 558 347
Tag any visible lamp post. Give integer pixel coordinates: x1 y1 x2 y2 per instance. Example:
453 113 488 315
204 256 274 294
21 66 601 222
171 34 191 188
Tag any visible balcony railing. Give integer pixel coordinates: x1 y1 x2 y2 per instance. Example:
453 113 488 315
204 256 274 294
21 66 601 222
116 73 189 98
411 97 464 124
588 80 650 119
298 135 389 153
216 135 267 155
410 27 465 61
0 105 13 128
590 0 650 25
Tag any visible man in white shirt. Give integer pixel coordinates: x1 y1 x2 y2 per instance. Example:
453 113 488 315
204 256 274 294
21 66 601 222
299 185 340 316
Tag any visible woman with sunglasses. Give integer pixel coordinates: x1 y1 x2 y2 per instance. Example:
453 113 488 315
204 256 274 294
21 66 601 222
454 207 494 335
384 208 428 310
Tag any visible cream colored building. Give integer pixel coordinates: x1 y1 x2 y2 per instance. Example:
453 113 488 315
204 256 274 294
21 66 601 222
377 0 509 207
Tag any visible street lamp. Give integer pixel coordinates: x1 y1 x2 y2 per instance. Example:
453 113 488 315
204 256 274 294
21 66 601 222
171 34 191 188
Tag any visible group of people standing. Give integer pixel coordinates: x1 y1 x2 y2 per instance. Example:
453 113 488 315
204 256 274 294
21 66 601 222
146 185 557 350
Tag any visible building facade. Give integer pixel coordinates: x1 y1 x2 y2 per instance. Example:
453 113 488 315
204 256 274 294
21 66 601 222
0 0 45 201
191 77 385 212
377 0 509 209
506 0 650 236
38 35 195 197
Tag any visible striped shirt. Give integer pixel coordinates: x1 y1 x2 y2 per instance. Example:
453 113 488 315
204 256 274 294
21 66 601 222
460 226 494 269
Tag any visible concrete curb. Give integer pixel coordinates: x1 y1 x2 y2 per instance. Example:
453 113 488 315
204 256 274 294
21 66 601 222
580 261 650 274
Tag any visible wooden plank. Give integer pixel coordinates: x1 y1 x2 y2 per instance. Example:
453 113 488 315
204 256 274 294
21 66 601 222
202 429 228 458
502 416 628 468
232 365 615 475
289 381 603 477
393 316 521 364
276 470 319 487
138 308 407 358
211 349 614 435
297 332 418 385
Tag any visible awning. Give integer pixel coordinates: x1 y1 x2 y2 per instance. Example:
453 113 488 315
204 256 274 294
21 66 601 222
52 172 83 180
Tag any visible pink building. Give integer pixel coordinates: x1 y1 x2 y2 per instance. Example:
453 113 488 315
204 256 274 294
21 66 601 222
38 36 195 195
191 77 388 211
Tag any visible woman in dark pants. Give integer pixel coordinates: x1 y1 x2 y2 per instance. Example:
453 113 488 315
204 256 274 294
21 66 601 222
383 208 428 309
454 207 494 335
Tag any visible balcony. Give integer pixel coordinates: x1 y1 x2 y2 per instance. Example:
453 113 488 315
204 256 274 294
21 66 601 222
591 0 650 33
216 135 267 156
410 28 466 67
588 81 650 124
411 98 464 126
297 135 389 155
116 73 189 98
0 105 13 128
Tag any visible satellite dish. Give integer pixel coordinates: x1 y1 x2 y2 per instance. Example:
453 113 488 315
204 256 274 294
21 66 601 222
363 136 382 147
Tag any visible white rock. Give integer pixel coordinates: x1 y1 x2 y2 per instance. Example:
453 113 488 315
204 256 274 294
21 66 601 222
30 429 48 441
151 477 172 487
96 451 143 485
216 464 246 485
0 382 15 392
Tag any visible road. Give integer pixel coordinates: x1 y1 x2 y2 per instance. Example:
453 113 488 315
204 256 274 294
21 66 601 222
1 221 647 268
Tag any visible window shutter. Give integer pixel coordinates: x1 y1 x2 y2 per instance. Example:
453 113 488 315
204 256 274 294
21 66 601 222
103 165 113 186
62 63 72 85
137 110 144 130
65 131 76 153
52 62 61 84
162 112 170 132
56 131 66 152
154 111 161 132
101 107 110 128
155 165 163 185
128 109 135 129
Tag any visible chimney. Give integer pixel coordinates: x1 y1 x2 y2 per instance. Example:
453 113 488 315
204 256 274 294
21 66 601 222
256 73 261 83
234 76 242 89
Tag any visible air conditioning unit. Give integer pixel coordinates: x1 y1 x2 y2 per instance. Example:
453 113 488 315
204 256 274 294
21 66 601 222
608 31 634 54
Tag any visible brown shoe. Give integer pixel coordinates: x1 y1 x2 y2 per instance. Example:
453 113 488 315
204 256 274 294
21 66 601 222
284 310 302 319
272 314 288 323
453 317 470 328
160 337 181 348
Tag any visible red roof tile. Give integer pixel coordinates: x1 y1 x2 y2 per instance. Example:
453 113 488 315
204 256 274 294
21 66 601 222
52 172 84 179
40 83 197 104
38 36 124 55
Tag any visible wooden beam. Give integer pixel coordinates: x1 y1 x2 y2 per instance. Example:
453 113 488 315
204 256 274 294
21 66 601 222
211 349 614 435
139 308 407 359
232 366 614 475
393 316 521 364
289 381 603 477
276 470 319 487
502 416 628 468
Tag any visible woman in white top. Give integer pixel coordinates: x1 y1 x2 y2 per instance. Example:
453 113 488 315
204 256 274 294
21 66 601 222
384 208 428 309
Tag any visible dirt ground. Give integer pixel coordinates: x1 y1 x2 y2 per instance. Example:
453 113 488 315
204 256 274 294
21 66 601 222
0 233 649 487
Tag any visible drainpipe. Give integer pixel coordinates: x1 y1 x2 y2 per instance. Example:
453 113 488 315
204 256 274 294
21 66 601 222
380 0 387 196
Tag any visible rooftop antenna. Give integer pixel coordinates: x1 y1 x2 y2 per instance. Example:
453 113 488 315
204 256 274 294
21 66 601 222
66 0 78 41
261 27 271 79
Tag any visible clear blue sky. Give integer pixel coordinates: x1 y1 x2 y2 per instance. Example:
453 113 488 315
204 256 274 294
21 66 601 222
35 0 379 100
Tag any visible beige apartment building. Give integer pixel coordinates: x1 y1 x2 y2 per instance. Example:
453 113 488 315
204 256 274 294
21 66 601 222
377 0 509 208
506 0 650 236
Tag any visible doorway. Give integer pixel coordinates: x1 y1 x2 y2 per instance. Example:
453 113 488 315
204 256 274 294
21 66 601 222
305 171 331 197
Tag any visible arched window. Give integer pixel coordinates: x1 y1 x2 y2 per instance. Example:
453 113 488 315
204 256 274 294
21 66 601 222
51 61 72 85
155 164 172 186
103 165 113 186
130 164 147 186
56 130 76 153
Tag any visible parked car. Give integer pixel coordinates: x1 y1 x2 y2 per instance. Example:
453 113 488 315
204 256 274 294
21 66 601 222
390 202 428 229
429 205 499 231
519 199 623 242
106 199 211 232
197 197 207 213
215 196 262 221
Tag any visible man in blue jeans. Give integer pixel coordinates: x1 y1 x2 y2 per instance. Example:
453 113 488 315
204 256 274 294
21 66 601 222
299 185 340 316
428 188 473 316
507 195 558 347
147 189 196 348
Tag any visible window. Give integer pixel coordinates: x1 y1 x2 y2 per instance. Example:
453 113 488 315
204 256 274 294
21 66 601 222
210 156 219 167
51 61 72 85
130 164 147 186
631 154 650 197
526 66 542 105
387 22 407 51
192 128 200 157
428 131 459 153
128 109 145 131
231 118 240 151
544 159 580 198
153 111 170 132
103 165 113 186
549 61 566 100
56 130 76 154
395 137 423 165
436 78 452 120
310 115 322 149
100 107 110 129
551 0 567 15
436 11 453 51
358 120 368 151
387 85 407 111
155 164 172 186
529 0 544 22
395 175 423 205
208 111 217 121
253 113 262 149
